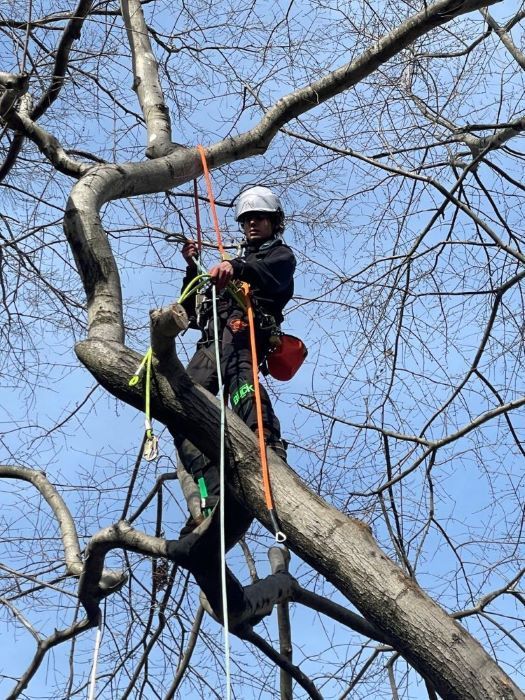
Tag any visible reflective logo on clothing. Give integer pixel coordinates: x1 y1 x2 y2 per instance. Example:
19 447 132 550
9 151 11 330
232 382 254 405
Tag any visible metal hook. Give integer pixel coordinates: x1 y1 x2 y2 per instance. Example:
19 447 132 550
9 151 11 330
143 434 159 462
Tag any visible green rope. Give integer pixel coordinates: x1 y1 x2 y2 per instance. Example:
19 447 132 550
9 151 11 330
144 347 153 438
128 271 244 463
128 347 158 461
128 347 151 388
178 273 210 304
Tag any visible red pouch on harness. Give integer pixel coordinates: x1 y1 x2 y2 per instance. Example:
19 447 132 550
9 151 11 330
266 334 308 381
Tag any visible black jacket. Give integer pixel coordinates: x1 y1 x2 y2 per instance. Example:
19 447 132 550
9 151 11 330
181 237 296 333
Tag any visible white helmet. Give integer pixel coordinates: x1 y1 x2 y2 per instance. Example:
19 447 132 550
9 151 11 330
234 186 285 233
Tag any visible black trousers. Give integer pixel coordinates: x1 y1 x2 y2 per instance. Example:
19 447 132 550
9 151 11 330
175 323 281 497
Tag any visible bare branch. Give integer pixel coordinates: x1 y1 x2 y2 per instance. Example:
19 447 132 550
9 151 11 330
164 604 205 699
0 0 94 183
7 617 93 700
120 0 177 158
240 627 323 700
2 105 90 177
481 8 525 69
0 464 83 576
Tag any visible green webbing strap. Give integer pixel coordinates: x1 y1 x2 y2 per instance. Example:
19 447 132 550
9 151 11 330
197 476 213 516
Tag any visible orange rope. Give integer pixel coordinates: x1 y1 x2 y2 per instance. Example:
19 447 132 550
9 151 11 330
197 144 227 260
242 283 275 514
193 179 202 255
196 145 282 538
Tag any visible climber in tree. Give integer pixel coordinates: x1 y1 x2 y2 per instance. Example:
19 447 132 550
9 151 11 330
176 186 296 534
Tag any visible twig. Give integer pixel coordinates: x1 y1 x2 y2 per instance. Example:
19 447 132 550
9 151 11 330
164 605 205 699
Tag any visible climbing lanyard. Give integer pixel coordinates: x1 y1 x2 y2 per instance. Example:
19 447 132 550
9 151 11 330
242 283 286 543
129 347 158 462
128 271 211 463
197 145 285 543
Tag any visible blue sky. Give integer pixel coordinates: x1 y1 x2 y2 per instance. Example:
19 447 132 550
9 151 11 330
1 0 524 697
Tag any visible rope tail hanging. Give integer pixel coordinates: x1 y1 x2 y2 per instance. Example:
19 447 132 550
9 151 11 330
128 347 158 462
87 606 105 700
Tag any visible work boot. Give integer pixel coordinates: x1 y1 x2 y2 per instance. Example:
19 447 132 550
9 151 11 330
266 437 288 462
179 513 204 538
255 428 288 462
179 495 219 538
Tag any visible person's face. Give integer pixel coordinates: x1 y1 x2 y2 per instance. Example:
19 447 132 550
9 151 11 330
241 211 274 243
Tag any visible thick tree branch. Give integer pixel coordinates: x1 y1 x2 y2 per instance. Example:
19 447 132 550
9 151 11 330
0 464 83 577
121 0 177 158
271 547 293 699
73 335 525 700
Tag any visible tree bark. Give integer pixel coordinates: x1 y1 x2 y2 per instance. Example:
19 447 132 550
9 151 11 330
121 0 175 158
74 336 525 700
